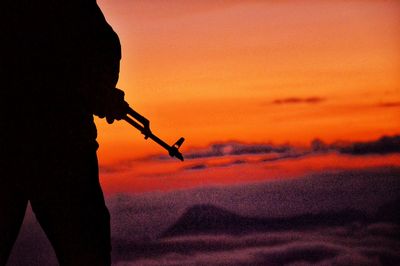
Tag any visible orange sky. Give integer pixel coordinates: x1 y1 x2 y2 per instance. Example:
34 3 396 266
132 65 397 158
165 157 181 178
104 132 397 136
94 0 399 192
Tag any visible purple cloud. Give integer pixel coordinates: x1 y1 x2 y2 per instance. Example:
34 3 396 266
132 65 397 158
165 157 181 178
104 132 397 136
183 142 292 160
180 135 400 162
335 135 400 155
98 135 400 176
377 101 400 108
272 97 326 105
8 167 400 265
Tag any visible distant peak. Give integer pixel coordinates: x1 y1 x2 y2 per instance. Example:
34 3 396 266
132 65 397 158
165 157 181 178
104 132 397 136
183 204 238 220
162 204 245 238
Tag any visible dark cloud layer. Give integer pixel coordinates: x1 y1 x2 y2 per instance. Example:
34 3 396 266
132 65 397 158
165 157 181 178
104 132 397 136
8 167 400 265
97 135 400 175
377 101 400 108
183 142 292 160
183 135 400 162
112 224 400 265
184 159 247 171
309 135 400 156
272 97 326 105
336 135 400 155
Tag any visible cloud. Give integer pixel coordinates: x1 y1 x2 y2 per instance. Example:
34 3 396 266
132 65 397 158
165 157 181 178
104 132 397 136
99 165 125 174
335 135 400 155
98 135 400 177
178 135 400 162
183 159 247 171
183 142 292 160
254 242 342 265
112 226 400 265
184 164 208 170
175 141 301 171
105 166 400 241
310 135 400 156
182 159 249 170
272 97 326 105
377 101 400 108
9 167 400 265
94 135 400 187
260 153 305 162
364 223 400 239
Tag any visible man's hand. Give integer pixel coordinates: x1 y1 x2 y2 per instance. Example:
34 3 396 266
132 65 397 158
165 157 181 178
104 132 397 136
96 88 129 124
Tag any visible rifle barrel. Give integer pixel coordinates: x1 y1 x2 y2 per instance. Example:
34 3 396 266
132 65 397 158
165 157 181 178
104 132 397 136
122 114 184 161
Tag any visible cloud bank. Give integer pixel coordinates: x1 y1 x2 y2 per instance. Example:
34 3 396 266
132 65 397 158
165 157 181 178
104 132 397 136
185 135 400 160
378 101 400 108
182 142 292 160
8 167 400 265
336 135 400 155
272 97 326 105
97 135 400 177
113 223 400 266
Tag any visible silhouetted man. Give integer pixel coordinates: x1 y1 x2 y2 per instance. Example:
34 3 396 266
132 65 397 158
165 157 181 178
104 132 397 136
0 1 126 265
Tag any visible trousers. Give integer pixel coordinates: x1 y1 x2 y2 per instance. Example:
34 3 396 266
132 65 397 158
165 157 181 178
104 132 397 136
0 142 111 265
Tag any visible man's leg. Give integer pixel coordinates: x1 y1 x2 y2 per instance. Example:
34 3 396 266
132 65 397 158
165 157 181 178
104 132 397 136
30 149 111 266
0 182 28 265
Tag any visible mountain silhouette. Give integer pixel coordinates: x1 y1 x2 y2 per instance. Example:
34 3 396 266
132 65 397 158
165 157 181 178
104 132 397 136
162 204 369 238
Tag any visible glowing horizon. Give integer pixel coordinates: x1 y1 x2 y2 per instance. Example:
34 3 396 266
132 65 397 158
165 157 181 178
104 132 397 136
94 0 400 192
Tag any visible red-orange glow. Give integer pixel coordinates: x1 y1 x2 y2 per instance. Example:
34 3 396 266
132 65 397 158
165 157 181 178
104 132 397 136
100 153 400 194
94 1 399 192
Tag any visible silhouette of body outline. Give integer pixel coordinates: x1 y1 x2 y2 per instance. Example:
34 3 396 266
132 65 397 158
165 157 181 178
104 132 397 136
0 1 125 265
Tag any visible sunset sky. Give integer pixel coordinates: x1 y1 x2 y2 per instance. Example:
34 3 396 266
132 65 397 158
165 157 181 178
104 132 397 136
94 0 400 193
7 2 400 264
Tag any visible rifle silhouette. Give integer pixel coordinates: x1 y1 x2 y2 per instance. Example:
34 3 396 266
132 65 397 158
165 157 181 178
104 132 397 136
122 106 185 161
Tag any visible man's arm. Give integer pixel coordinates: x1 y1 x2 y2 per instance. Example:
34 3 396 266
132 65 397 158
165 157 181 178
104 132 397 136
78 0 127 123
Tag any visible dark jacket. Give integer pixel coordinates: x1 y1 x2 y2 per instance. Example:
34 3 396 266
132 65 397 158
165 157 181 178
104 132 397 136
1 0 121 152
